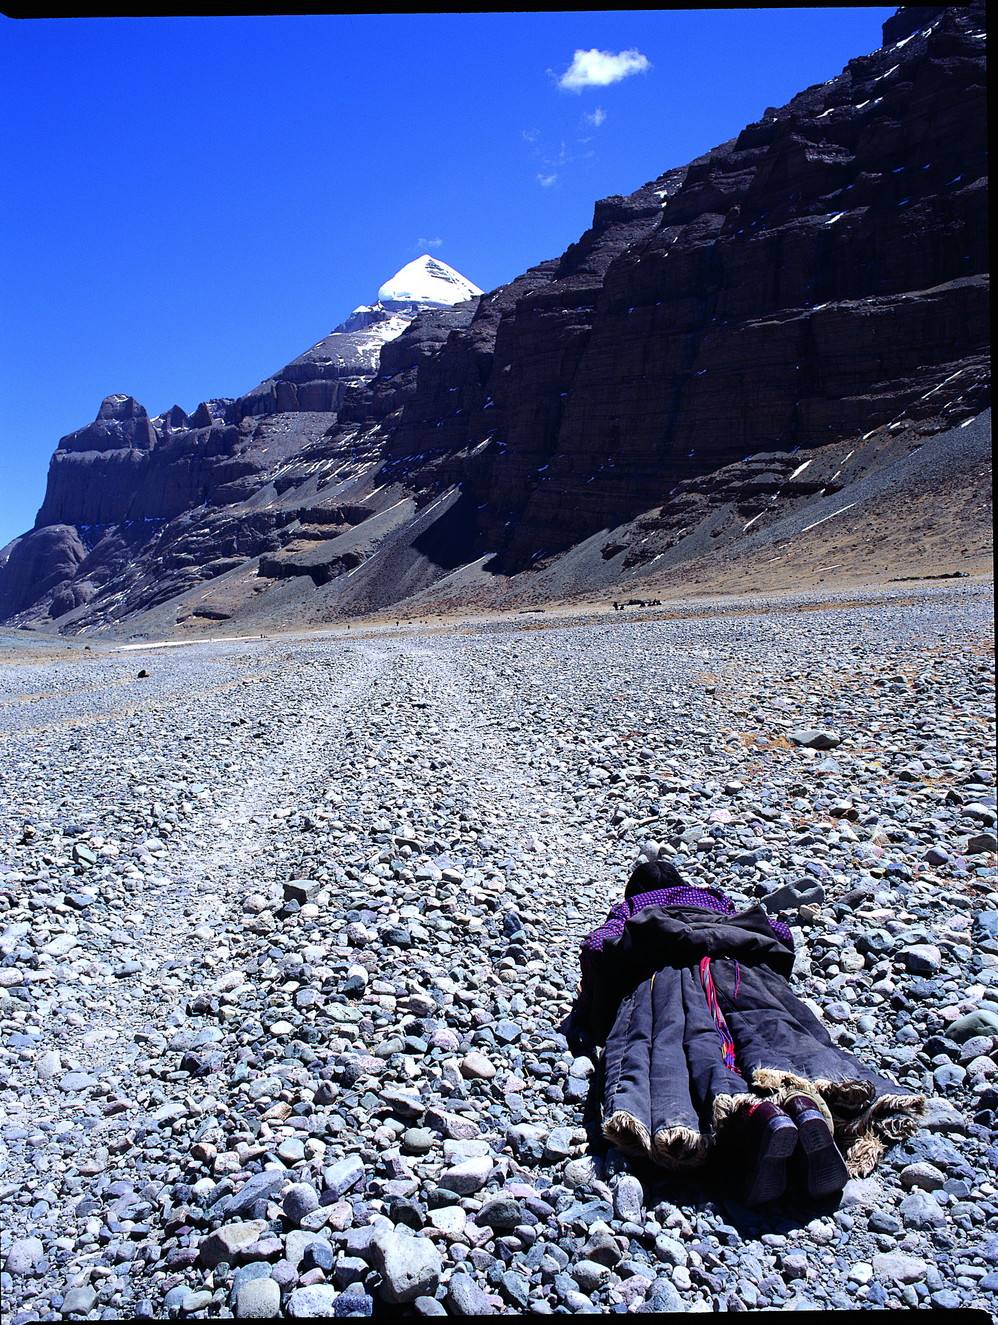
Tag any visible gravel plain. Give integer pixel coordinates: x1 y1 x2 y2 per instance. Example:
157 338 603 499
0 582 995 1319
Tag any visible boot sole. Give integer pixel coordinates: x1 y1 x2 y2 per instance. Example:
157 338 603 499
743 1116 798 1206
796 1111 849 1198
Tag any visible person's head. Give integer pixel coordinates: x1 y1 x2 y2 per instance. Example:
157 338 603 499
625 857 685 898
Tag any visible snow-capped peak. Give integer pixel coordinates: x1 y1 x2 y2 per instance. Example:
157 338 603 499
377 255 482 308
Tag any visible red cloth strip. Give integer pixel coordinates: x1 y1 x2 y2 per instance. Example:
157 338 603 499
699 956 740 1074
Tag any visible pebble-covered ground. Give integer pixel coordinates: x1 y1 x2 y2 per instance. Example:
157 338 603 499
0 583 995 1319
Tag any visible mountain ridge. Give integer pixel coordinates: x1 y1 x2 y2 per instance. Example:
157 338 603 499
0 3 989 633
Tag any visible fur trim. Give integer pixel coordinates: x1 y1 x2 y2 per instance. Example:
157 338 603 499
603 1109 653 1159
751 1066 799 1096
878 1112 922 1142
652 1125 709 1170
844 1130 884 1178
873 1093 925 1128
835 1092 924 1140
813 1077 876 1116
750 1068 835 1131
836 1092 925 1175
711 1091 757 1137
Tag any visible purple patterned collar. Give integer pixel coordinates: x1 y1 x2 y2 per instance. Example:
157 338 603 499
582 883 793 954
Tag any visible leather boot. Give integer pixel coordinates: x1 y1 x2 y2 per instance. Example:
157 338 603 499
739 1100 798 1206
784 1093 849 1198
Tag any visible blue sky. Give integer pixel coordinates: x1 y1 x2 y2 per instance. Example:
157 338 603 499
0 8 893 548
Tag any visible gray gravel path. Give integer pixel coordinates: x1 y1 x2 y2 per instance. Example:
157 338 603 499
0 584 995 1318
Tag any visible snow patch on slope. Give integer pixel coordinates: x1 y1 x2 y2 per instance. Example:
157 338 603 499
332 307 416 349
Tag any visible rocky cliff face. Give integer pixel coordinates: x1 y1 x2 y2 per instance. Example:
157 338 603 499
0 258 481 621
447 1 989 574
1 4 989 632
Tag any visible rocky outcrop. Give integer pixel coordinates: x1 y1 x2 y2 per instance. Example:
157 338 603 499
0 260 481 623
0 4 988 631
469 4 988 570
882 6 945 44
35 396 264 530
238 308 411 418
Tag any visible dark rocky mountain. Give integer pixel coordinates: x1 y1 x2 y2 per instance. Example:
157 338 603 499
1 3 989 634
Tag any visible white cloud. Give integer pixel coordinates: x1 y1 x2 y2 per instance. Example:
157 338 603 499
537 172 558 188
557 48 650 92
522 128 540 143
416 236 443 250
584 106 607 127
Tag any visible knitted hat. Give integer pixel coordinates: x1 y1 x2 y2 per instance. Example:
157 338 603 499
624 857 685 898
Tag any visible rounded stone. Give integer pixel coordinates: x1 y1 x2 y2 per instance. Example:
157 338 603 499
288 1284 340 1317
401 1127 434 1156
283 1182 320 1222
4 1237 44 1276
236 1277 281 1318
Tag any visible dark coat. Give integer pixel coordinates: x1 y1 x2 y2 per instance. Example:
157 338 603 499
573 903 924 1176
